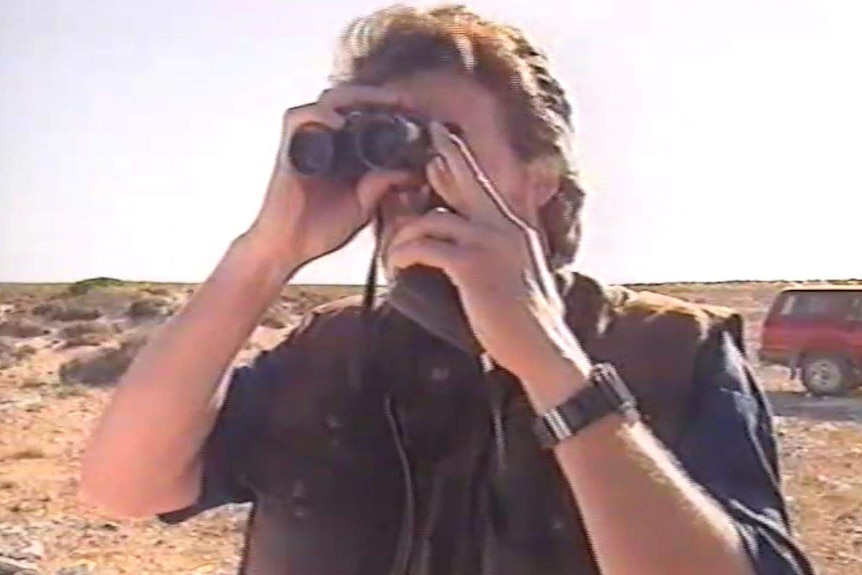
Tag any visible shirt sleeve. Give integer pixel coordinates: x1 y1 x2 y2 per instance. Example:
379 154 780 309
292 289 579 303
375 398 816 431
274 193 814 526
674 329 816 575
156 345 284 525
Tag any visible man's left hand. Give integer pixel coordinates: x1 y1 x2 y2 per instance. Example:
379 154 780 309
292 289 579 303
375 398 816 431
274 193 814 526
385 122 586 386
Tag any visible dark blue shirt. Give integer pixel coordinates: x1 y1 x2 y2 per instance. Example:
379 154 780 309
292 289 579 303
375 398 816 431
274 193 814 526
159 328 816 575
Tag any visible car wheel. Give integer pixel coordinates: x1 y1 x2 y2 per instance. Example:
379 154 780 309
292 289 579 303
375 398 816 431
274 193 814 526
800 355 854 396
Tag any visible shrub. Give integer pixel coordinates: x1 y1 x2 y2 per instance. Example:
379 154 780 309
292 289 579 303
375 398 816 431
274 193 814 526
66 277 125 296
0 338 13 368
59 321 111 338
127 298 169 319
32 302 63 317
141 286 171 296
63 333 107 348
260 313 287 329
33 303 101 321
20 378 47 389
12 344 37 360
291 289 332 314
55 306 102 322
0 319 48 338
59 336 146 386
6 447 46 460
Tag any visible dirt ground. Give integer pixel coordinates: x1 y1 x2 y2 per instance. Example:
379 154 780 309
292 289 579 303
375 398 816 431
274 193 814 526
0 280 860 575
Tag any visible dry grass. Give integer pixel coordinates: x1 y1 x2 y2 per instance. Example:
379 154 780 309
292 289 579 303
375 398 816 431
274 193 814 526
0 281 859 574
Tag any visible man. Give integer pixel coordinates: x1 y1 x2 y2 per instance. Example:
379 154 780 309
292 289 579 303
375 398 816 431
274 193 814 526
80 4 815 575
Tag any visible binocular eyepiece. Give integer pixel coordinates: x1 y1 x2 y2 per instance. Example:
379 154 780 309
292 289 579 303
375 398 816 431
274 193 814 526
286 109 441 180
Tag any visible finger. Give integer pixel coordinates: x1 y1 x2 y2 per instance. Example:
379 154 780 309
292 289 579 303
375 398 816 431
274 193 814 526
319 84 417 114
386 236 466 279
282 102 345 137
426 155 468 216
390 209 486 251
429 122 524 229
354 169 421 219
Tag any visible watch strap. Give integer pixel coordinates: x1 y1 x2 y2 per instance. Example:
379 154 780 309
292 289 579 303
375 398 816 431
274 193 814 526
532 363 637 450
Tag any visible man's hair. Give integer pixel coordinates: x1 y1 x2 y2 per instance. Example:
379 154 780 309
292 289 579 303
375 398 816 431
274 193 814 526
330 3 585 268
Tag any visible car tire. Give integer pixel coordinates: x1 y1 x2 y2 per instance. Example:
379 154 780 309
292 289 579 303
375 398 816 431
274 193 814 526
800 355 854 396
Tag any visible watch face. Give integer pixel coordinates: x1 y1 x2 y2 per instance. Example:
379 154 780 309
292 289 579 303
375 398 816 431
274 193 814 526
594 364 637 411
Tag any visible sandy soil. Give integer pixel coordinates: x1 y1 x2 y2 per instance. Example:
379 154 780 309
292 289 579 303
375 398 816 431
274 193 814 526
0 280 860 575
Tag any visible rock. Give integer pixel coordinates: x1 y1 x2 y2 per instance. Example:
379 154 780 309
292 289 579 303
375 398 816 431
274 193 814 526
17 542 42 562
0 339 13 363
0 557 40 575
0 397 44 414
0 523 43 562
56 568 91 575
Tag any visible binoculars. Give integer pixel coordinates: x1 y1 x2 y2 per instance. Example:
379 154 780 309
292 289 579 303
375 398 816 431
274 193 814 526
286 109 444 180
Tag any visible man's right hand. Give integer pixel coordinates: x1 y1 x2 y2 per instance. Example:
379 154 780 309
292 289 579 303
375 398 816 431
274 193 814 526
245 85 423 272
79 85 426 520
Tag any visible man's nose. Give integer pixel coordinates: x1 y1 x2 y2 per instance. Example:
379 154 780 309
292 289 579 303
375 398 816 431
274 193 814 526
384 182 436 217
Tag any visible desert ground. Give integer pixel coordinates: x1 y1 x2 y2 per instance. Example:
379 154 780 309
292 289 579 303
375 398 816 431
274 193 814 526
0 278 860 575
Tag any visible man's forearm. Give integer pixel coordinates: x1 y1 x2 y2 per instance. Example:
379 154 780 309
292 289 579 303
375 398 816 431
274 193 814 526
80 231 302 515
522 357 754 575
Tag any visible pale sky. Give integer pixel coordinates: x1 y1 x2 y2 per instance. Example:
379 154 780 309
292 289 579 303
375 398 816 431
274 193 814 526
1 0 859 284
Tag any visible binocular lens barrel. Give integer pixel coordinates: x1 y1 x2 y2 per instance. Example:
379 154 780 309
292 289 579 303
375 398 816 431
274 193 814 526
354 114 421 170
287 124 338 177
287 111 428 179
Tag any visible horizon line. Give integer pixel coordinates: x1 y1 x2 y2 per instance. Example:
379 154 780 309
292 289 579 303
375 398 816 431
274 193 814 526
1 276 861 288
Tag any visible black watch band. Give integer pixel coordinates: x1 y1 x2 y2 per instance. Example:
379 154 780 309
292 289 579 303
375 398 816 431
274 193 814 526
532 363 639 450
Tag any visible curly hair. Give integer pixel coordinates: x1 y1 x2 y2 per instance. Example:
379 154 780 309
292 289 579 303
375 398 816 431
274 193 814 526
330 4 585 268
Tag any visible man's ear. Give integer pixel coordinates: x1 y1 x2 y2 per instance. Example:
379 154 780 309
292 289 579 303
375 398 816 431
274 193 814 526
526 157 562 210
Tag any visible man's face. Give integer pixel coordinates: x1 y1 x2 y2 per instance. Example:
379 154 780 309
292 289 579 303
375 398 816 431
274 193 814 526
372 69 544 277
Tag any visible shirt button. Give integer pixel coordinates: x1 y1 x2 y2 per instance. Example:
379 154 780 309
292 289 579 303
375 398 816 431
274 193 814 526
292 480 306 499
430 365 451 382
551 517 566 533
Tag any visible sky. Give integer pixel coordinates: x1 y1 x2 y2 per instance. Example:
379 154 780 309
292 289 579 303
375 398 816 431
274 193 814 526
1 0 859 285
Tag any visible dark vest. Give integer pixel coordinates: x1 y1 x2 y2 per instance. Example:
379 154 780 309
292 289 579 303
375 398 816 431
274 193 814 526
236 272 742 575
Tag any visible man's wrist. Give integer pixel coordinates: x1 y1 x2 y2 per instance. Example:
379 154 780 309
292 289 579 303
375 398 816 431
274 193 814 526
209 232 303 306
519 352 591 415
232 228 305 282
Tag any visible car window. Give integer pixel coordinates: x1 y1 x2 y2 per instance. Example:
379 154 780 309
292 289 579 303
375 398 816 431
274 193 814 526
778 295 798 316
849 295 862 321
778 292 852 319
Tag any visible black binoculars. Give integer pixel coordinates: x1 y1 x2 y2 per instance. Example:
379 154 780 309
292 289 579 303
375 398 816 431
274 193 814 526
286 109 446 180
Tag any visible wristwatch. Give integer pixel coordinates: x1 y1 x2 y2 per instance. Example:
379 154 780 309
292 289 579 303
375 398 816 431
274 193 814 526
532 363 640 450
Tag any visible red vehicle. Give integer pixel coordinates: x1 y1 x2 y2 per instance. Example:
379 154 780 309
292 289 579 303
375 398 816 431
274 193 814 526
759 285 862 395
